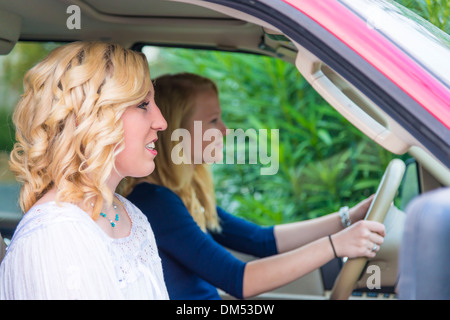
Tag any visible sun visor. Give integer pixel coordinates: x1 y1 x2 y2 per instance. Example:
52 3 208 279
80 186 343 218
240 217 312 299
0 10 21 55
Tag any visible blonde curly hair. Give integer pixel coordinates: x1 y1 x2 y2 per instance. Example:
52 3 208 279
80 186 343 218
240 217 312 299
10 41 151 219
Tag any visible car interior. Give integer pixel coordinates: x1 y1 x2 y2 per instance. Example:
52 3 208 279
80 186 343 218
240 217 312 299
0 0 449 300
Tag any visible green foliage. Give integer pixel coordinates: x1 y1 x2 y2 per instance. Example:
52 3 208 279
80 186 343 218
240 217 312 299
0 43 60 152
151 47 399 224
141 1 450 225
1 42 59 95
394 0 450 33
0 108 15 151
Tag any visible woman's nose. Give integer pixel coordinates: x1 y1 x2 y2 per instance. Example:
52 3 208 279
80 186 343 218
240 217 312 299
220 120 228 136
152 105 167 131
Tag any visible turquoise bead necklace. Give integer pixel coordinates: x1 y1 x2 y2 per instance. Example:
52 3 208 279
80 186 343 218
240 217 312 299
92 202 119 228
100 204 119 227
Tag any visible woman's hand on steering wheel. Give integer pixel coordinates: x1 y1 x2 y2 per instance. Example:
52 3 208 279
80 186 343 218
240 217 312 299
331 220 386 259
349 194 375 222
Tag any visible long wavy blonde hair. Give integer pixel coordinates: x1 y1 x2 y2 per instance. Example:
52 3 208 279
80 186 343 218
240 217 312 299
121 73 220 232
10 41 151 219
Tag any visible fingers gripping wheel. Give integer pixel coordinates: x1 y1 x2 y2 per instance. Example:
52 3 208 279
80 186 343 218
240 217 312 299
330 159 405 300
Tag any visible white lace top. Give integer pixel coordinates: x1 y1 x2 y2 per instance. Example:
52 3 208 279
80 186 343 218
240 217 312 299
0 194 168 300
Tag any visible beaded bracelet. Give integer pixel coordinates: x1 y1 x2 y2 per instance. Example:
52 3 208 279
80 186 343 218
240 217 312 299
339 206 351 228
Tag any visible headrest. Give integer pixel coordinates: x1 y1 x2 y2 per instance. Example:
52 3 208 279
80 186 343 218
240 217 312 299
398 188 450 299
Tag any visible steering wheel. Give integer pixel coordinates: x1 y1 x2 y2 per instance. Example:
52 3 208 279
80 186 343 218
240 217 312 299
330 159 405 300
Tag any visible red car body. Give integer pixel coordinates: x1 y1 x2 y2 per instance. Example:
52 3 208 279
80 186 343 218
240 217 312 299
284 0 450 129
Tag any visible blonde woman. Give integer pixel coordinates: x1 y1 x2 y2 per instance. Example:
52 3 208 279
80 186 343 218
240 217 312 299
0 42 168 299
123 73 385 300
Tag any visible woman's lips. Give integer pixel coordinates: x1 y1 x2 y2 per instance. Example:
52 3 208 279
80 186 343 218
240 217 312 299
145 141 157 155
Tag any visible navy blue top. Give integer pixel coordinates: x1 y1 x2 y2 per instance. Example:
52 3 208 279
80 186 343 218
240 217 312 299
127 183 278 300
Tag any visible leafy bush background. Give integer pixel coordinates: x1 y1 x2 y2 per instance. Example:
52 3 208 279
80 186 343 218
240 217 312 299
0 0 447 223
147 48 397 224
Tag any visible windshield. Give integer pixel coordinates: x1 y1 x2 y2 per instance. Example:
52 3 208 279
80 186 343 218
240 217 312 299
340 0 450 88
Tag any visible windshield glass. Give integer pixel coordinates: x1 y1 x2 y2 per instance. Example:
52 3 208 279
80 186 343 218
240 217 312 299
340 0 450 88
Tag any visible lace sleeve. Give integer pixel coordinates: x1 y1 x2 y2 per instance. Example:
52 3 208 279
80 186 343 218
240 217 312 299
0 204 124 299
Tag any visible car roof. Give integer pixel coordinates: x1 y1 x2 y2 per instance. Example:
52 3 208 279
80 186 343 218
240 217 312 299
0 0 269 54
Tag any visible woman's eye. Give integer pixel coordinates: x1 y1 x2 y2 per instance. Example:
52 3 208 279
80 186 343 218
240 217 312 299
211 118 218 124
138 101 150 110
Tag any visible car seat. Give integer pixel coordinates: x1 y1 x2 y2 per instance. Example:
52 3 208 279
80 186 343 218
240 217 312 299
398 187 450 299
